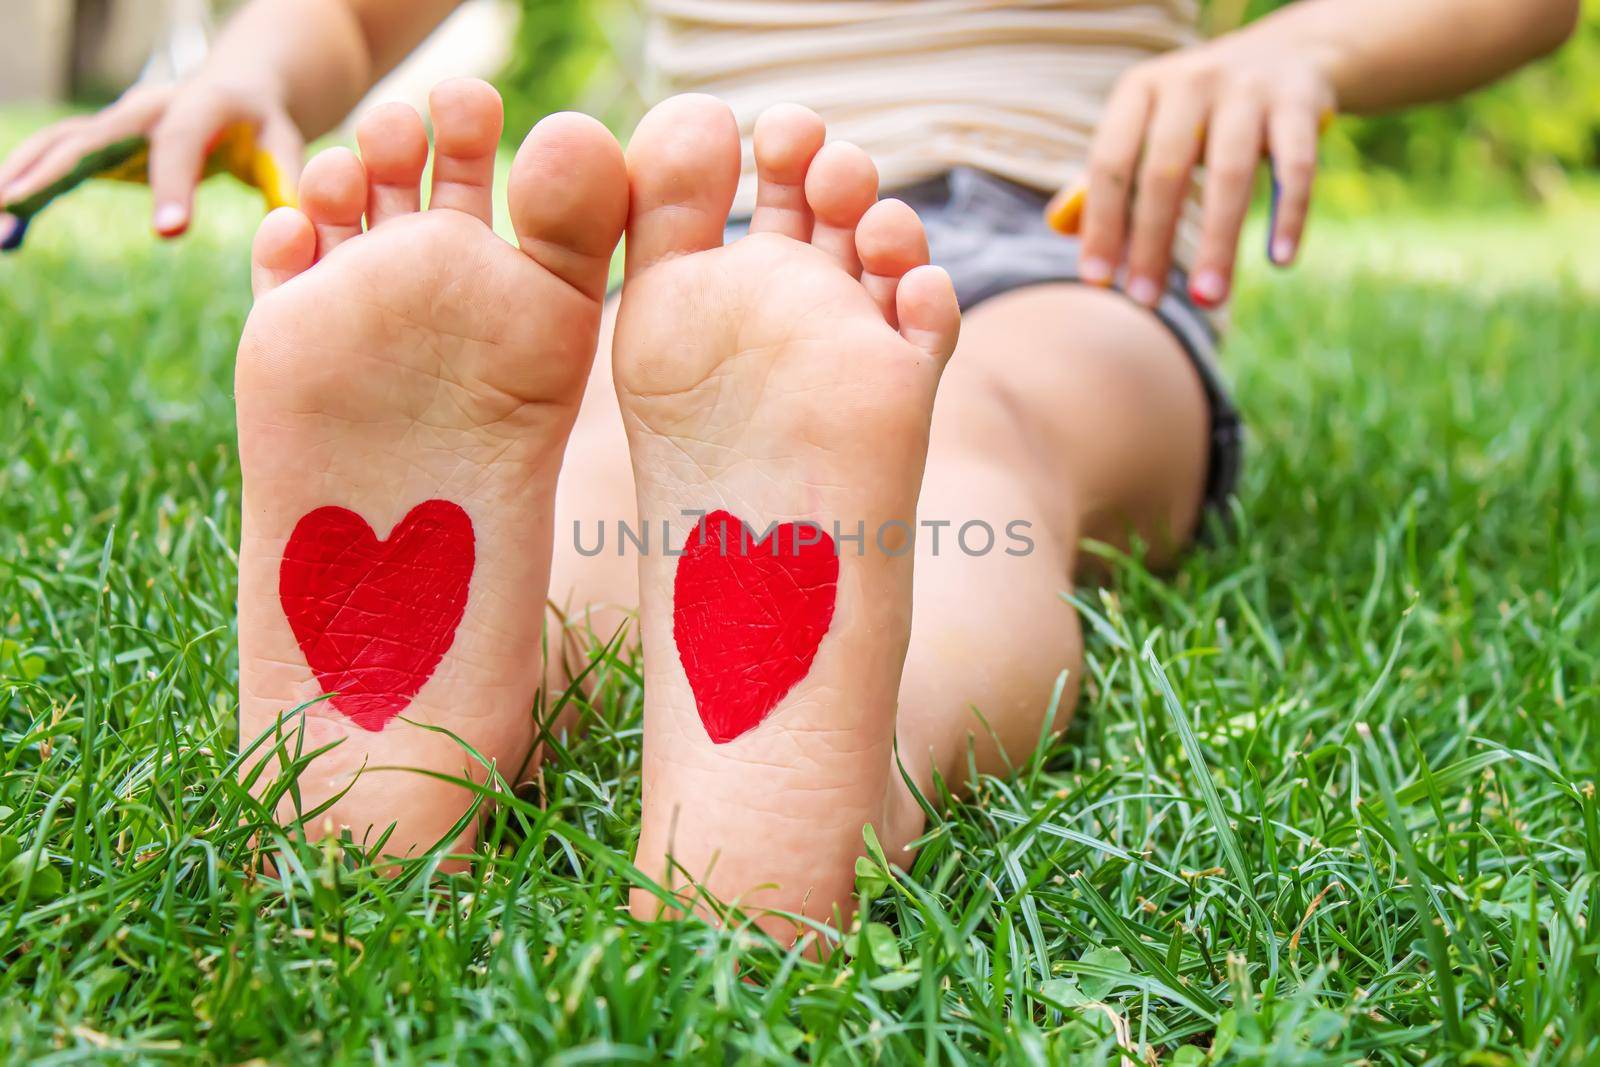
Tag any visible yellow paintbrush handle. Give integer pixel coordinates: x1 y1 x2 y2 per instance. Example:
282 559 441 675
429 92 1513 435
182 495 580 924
96 123 295 210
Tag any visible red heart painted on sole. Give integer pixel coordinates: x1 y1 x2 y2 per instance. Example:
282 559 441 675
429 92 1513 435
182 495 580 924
673 510 838 744
279 499 474 732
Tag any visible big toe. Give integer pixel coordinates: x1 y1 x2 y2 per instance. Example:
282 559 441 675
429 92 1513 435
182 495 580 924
623 94 740 277
508 112 628 301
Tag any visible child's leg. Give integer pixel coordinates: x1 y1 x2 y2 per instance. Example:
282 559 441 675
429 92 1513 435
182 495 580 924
540 98 1210 939
891 282 1210 803
541 305 635 709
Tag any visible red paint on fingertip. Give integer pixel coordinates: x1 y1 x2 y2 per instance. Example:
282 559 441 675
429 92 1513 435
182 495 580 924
279 499 474 731
154 203 189 238
672 510 838 744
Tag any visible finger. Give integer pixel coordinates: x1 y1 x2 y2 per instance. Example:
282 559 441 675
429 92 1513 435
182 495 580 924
1078 75 1153 287
3 112 151 205
1266 102 1319 266
148 96 234 235
1124 91 1208 307
1189 94 1265 308
0 122 82 198
2 87 170 203
1 128 101 208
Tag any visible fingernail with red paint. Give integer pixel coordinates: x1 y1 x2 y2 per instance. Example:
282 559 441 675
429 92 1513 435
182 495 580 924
154 202 188 236
1189 270 1226 307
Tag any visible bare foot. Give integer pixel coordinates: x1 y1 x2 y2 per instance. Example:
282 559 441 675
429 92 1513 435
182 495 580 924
235 80 627 858
614 97 960 941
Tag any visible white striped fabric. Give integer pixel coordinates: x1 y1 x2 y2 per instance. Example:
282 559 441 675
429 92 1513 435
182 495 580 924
644 0 1206 267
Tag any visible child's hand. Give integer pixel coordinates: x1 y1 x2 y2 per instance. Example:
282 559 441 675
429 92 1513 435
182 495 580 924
1073 39 1335 308
0 77 302 242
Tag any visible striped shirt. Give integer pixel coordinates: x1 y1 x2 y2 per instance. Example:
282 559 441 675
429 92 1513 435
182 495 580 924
644 0 1205 266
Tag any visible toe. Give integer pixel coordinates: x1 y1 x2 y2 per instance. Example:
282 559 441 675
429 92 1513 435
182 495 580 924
357 102 428 228
427 78 503 225
855 198 929 327
250 207 316 296
508 112 628 300
896 264 960 362
749 104 825 241
804 141 878 277
298 147 366 259
623 94 739 277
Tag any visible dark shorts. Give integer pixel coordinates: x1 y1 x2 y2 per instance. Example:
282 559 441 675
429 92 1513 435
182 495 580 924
725 166 1244 525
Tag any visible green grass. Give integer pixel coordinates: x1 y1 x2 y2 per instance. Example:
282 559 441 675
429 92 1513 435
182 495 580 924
2 152 1598 1063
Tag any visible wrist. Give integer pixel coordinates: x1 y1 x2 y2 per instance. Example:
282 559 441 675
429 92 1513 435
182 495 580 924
1228 28 1345 113
195 55 290 106
1301 37 1351 112
1226 7 1355 112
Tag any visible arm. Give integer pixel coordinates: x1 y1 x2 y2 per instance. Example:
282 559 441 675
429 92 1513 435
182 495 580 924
0 0 463 239
206 0 466 140
1070 0 1580 310
1256 0 1581 114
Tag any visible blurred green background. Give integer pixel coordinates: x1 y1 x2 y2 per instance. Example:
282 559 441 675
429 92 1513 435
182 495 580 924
1219 0 1600 208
